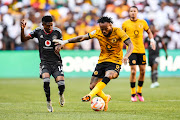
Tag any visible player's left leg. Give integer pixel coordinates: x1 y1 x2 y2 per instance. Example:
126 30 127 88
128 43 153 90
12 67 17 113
137 64 146 102
52 63 65 107
151 63 159 88
130 65 137 102
55 76 65 107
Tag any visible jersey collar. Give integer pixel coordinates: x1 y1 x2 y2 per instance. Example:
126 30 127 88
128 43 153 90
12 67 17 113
43 29 53 35
130 18 138 22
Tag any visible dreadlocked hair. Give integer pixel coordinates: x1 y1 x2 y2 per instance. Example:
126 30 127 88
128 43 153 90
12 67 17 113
97 16 113 24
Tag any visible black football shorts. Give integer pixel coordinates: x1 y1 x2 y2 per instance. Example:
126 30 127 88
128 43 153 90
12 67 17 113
129 53 146 65
92 62 121 78
148 55 159 66
39 61 64 79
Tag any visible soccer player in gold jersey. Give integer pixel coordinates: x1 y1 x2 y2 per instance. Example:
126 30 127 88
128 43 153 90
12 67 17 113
122 6 156 102
54 16 134 111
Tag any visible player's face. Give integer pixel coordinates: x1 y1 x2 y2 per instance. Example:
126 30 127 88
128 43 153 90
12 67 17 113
43 22 53 33
99 22 112 37
129 8 138 20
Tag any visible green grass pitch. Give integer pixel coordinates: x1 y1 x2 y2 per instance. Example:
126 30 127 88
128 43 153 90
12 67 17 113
0 77 180 120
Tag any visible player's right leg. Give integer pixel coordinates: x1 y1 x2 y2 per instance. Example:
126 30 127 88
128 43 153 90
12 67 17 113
40 63 53 112
82 64 104 102
130 65 137 102
88 77 109 103
42 73 53 112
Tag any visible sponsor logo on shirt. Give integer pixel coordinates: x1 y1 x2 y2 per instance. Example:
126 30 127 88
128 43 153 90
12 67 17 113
45 40 51 46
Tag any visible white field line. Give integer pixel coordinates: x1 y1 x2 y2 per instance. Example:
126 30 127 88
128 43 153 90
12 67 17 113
0 100 180 104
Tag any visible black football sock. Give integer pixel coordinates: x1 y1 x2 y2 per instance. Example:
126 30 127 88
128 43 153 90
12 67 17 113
57 80 65 95
43 78 51 101
130 82 136 96
152 70 158 83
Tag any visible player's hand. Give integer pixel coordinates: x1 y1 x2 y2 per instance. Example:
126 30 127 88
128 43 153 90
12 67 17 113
122 57 129 65
21 19 26 29
150 41 156 50
55 45 62 54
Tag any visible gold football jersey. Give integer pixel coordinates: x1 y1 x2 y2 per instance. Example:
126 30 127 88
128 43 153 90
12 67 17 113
88 27 129 65
122 19 149 53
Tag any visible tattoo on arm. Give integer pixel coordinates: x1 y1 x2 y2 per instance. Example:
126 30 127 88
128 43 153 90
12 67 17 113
146 29 153 39
68 34 90 43
124 38 134 57
124 38 131 46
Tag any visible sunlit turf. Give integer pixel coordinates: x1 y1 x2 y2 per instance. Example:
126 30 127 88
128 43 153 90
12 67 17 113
0 77 180 120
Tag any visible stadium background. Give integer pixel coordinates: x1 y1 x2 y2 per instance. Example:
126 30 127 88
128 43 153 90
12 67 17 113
0 1 180 120
0 0 180 78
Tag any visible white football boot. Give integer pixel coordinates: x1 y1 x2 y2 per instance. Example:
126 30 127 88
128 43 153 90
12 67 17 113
47 101 54 112
150 82 160 88
59 94 65 107
154 82 160 87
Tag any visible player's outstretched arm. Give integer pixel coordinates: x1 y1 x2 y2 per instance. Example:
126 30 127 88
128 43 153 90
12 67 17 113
146 29 156 50
122 38 134 65
53 34 90 46
161 40 168 59
21 20 31 42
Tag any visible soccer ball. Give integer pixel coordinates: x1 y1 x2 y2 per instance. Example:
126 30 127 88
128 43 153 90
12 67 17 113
91 97 105 111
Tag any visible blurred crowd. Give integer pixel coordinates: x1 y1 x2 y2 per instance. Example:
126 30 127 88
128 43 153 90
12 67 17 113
0 0 180 50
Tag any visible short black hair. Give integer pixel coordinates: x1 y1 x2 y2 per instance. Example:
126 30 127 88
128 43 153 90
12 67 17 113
97 16 113 24
42 15 53 23
129 6 138 11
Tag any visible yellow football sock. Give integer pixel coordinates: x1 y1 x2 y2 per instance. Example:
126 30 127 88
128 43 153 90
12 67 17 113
137 86 142 93
131 87 136 95
97 90 108 101
89 81 106 97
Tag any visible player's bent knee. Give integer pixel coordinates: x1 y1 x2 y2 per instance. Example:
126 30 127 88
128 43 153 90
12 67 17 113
141 69 145 73
140 69 145 75
56 76 64 81
57 80 65 86
43 77 50 83
131 69 136 76
42 73 50 78
113 73 119 79
90 83 96 90
105 74 112 79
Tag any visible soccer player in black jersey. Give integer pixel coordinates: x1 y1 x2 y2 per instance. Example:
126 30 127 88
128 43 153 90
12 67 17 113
21 15 65 112
145 25 168 88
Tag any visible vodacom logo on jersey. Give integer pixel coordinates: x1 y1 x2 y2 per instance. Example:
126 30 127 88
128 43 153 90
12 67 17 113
45 40 51 46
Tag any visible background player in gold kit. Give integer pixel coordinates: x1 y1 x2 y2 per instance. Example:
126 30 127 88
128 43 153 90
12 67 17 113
54 16 134 111
122 6 156 102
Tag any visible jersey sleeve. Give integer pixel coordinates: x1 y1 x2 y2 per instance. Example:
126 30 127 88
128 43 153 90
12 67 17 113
56 28 63 40
143 20 149 31
122 22 126 32
88 30 97 39
29 27 40 38
117 28 129 42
